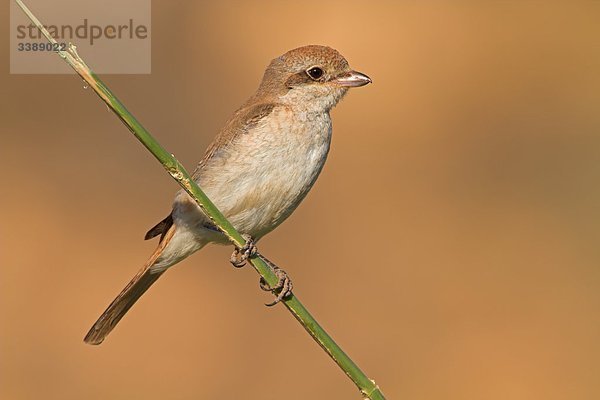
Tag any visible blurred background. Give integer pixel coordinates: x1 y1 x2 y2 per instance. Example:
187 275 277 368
1 1 600 399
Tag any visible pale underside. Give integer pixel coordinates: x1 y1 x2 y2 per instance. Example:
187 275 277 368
150 105 333 272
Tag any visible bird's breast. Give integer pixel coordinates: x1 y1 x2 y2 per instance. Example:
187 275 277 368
181 107 333 241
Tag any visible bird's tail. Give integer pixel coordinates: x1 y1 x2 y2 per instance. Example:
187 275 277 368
84 224 183 345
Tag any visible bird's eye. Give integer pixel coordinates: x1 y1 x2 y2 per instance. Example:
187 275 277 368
306 67 324 80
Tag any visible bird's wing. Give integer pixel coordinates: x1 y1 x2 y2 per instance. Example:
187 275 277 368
144 213 173 241
144 102 278 241
192 102 278 179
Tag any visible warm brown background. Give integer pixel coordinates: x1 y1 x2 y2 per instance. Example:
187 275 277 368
2 1 600 399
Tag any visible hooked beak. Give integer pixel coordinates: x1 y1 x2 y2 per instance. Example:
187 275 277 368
333 70 372 87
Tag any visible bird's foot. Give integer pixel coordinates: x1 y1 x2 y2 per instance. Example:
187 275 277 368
259 257 293 306
230 234 257 268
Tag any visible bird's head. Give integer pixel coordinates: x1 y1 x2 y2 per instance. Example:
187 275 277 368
256 45 371 112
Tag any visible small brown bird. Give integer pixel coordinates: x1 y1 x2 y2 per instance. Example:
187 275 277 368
84 45 371 345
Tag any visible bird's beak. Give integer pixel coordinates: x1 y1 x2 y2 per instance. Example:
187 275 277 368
333 70 372 87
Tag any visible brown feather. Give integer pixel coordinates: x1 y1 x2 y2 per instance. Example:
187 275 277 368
284 71 313 88
192 102 277 180
84 226 175 345
144 214 173 241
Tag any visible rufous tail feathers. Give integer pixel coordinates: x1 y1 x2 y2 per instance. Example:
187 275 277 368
83 226 175 345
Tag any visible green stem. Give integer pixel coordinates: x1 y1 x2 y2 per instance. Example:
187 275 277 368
15 1 385 399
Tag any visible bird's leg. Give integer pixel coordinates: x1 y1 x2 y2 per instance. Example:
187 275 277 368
258 256 293 306
230 234 257 268
230 237 292 305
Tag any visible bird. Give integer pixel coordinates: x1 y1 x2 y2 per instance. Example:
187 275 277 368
84 45 371 345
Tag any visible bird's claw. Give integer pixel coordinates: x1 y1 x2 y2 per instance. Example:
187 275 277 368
259 264 293 307
231 241 292 305
230 234 257 268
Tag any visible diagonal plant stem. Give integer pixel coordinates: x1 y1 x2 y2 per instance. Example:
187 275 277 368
15 1 386 399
